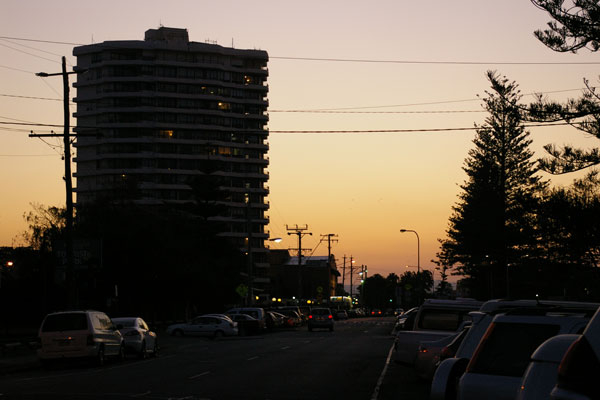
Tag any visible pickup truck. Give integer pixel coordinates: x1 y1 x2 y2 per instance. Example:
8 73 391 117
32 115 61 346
393 299 482 365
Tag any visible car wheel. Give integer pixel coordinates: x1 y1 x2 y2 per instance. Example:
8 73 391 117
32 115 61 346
152 341 159 357
96 346 105 367
138 341 147 359
308 326 313 332
117 344 125 362
40 359 54 370
213 330 224 340
329 326 334 332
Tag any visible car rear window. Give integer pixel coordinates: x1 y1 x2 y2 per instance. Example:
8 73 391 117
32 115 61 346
312 309 330 316
42 313 88 332
470 322 560 377
418 309 468 331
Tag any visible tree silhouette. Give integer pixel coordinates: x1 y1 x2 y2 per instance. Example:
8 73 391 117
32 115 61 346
529 1 600 175
437 71 546 299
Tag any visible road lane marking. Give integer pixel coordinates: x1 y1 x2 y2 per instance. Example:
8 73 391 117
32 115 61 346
247 356 259 361
370 341 395 400
188 371 210 379
280 346 290 350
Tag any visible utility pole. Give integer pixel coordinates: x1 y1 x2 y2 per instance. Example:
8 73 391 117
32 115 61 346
321 234 338 297
349 255 354 301
33 57 85 308
342 255 346 296
286 224 312 300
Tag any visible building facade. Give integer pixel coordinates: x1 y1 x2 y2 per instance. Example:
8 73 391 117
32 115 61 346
268 250 340 303
72 27 271 295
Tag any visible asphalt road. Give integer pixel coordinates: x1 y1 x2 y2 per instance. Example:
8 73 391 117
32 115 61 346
0 317 430 400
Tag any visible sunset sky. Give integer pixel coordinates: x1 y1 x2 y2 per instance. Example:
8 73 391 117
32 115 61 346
1 1 598 289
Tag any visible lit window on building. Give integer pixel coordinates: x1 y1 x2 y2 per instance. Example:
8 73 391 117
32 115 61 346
218 102 231 111
159 130 174 138
218 147 231 155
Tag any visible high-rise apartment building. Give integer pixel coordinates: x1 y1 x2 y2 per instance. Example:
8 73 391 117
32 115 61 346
72 27 270 295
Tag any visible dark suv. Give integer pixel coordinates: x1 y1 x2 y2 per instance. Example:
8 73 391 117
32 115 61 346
308 308 334 332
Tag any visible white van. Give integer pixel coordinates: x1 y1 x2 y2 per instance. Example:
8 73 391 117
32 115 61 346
226 307 266 330
38 310 124 366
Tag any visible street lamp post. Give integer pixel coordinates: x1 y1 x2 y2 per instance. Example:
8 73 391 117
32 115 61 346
400 229 420 274
35 57 87 309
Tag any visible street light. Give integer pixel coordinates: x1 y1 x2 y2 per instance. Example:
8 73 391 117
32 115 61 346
400 229 420 274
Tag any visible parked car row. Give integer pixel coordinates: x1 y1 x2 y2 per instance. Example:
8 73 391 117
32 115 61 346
393 298 600 400
37 310 158 367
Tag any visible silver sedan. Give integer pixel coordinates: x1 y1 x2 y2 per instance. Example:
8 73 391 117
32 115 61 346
113 317 158 358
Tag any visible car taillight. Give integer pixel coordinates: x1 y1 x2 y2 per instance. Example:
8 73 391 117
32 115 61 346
556 336 600 397
418 345 428 353
328 315 333 319
309 315 313 319
86 334 95 346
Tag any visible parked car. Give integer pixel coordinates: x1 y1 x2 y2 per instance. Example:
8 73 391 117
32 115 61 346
430 299 599 400
515 334 580 400
308 308 334 332
226 307 266 330
551 306 600 400
393 307 418 333
457 308 593 400
112 317 158 358
394 298 481 365
229 314 261 336
278 306 307 324
414 324 471 381
266 311 285 330
38 310 124 367
277 309 302 327
166 315 238 339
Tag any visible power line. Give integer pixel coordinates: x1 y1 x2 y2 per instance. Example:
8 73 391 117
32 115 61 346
0 93 61 101
270 55 600 65
0 42 61 64
0 38 68 59
0 36 83 46
270 122 578 134
2 35 599 65
275 88 595 112
0 64 34 74
271 109 484 114
0 120 580 133
0 153 57 157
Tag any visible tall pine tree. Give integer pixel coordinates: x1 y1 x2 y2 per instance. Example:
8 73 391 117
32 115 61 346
437 71 547 299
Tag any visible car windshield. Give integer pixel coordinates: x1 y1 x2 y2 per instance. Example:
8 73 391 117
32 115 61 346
41 313 88 332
